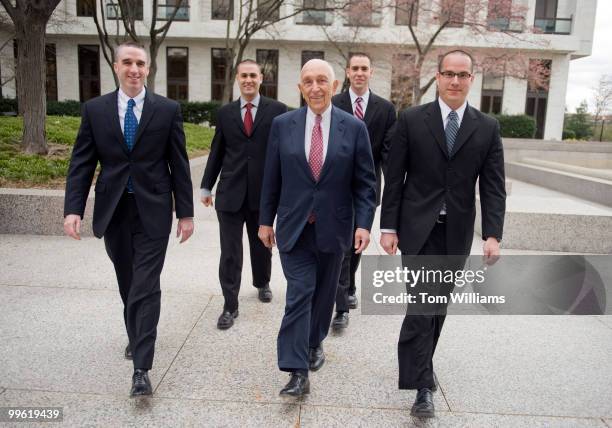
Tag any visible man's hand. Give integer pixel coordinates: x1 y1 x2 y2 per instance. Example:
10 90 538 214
380 232 398 255
354 228 370 254
483 237 500 266
258 225 276 249
201 195 213 207
176 218 194 243
63 214 82 240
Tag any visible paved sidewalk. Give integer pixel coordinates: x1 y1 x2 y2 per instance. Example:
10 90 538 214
1 199 611 427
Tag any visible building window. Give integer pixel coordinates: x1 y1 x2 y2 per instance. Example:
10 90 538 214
480 73 503 115
167 47 188 101
157 0 190 21
440 0 464 28
46 44 58 102
212 0 233 20
257 0 280 21
391 53 415 110
77 0 95 17
395 0 418 26
78 45 100 102
297 0 330 25
107 0 144 20
345 0 380 26
211 48 230 102
534 0 571 34
256 49 278 100
300 50 324 106
525 59 551 139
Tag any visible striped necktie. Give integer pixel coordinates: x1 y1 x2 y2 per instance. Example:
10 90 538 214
354 96 364 120
445 110 459 155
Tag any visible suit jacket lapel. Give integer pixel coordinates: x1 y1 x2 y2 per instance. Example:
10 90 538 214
450 104 478 158
133 90 157 148
424 101 449 158
337 91 353 115
363 91 378 125
106 90 129 156
318 106 344 182
251 96 268 135
291 107 314 182
230 100 247 136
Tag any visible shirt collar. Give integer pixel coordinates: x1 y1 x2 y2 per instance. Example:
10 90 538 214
307 103 333 123
118 87 146 105
241 94 260 109
349 87 370 106
438 97 467 123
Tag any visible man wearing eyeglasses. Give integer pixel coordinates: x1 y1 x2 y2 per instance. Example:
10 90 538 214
380 50 506 418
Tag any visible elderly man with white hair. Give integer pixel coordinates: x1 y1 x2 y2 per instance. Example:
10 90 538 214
258 59 377 396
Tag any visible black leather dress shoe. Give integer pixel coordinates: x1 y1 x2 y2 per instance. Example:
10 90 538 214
279 372 310 397
348 294 358 309
308 345 325 371
331 312 349 331
130 369 152 397
217 309 239 330
124 343 132 360
411 388 435 418
258 285 273 303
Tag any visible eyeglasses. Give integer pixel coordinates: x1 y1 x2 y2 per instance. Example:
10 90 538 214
439 71 472 80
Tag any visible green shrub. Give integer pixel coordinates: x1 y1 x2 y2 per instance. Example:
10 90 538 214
179 101 221 126
563 101 593 140
47 100 82 116
562 129 576 140
0 97 18 114
492 114 536 138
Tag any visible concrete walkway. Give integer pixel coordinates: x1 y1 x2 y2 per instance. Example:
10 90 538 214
1 198 611 427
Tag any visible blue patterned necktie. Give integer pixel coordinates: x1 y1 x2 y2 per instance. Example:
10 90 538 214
445 110 459 155
124 98 138 192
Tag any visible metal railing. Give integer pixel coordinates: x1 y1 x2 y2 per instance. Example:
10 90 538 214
534 16 572 35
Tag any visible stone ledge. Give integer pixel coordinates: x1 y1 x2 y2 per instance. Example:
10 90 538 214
0 156 208 236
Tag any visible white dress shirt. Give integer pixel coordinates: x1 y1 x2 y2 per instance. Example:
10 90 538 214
349 87 370 118
118 87 145 133
240 94 260 121
304 103 332 163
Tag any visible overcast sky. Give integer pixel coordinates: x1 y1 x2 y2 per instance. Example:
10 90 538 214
565 1 612 113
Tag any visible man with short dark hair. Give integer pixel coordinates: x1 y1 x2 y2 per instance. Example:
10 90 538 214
331 52 396 330
64 42 194 397
380 49 506 418
201 59 287 330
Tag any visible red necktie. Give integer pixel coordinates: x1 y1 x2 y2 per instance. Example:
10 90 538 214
355 97 364 120
309 114 323 181
307 114 323 223
244 102 253 136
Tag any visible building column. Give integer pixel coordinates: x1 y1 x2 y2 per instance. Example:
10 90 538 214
544 53 570 140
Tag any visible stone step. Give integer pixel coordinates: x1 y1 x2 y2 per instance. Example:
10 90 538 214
505 161 612 207
475 180 612 253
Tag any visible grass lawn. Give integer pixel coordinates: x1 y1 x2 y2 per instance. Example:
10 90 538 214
0 116 214 189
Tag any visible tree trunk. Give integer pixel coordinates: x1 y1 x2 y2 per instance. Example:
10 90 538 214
147 41 158 92
16 20 47 155
222 51 235 104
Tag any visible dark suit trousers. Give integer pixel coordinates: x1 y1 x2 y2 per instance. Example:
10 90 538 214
277 223 344 371
335 226 360 313
216 200 272 312
103 193 169 370
397 221 466 389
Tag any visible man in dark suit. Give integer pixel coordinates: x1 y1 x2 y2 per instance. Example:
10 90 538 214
258 59 377 397
331 52 396 330
200 60 287 330
380 50 505 417
63 42 194 397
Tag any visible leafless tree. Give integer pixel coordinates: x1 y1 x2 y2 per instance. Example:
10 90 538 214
0 0 62 155
592 74 612 141
92 0 187 91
